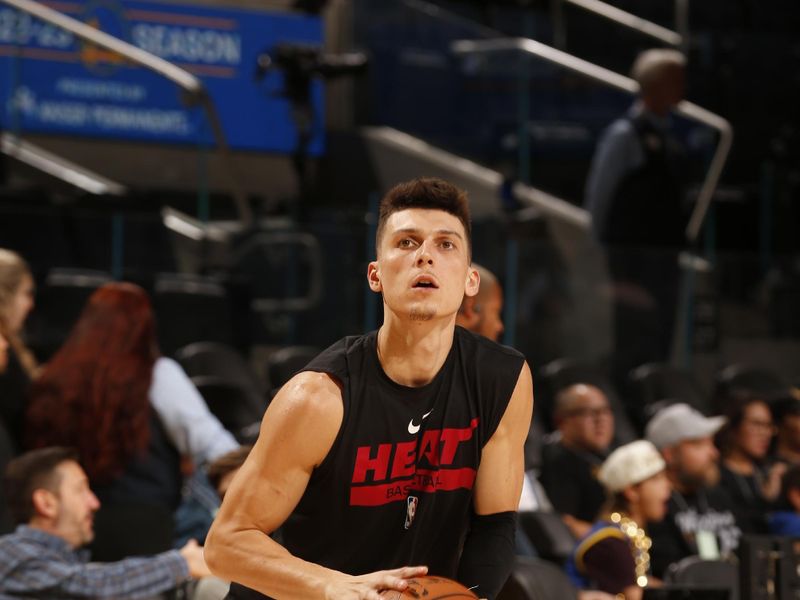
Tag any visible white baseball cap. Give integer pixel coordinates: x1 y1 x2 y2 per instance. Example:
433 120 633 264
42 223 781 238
598 440 666 492
645 402 726 450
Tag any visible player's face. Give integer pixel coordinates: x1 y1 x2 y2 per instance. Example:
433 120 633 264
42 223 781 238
369 209 477 323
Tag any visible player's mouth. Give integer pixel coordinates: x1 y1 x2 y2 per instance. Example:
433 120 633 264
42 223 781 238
411 274 439 289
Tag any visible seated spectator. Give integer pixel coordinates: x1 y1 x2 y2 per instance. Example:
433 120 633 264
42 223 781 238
174 445 252 548
455 263 540 557
768 465 800 536
0 447 211 599
566 440 670 600
0 249 37 450
771 395 800 466
540 384 615 538
645 403 741 577
455 263 504 343
716 393 784 533
24 283 238 557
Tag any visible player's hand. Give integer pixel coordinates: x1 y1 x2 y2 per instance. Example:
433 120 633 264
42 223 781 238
180 539 212 579
323 566 428 600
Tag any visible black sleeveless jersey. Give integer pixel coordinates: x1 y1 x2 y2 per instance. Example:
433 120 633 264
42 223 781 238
228 326 525 599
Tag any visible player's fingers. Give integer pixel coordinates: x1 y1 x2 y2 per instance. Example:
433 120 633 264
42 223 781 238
372 574 410 591
383 565 428 579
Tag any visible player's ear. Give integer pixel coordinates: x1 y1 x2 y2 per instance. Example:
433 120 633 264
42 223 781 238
367 261 382 293
464 266 480 298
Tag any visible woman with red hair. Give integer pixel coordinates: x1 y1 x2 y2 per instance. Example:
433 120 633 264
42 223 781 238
24 282 237 553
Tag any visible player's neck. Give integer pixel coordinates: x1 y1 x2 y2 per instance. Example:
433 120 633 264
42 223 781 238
377 316 455 387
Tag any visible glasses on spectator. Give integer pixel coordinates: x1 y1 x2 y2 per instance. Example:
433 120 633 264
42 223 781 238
742 419 776 434
566 406 612 419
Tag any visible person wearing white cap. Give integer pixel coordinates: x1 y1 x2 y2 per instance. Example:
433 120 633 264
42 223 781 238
644 402 742 579
565 440 670 600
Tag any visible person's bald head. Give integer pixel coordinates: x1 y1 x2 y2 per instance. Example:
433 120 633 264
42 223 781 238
554 384 615 454
631 48 686 116
456 264 504 342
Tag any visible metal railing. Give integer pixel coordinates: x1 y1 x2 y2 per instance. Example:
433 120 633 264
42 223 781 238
1 132 126 196
562 0 682 47
0 0 252 225
451 37 733 244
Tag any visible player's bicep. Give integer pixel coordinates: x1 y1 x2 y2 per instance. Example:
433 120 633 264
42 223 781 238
213 371 343 534
473 362 533 514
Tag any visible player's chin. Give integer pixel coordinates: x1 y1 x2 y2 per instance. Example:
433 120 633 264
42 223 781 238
408 304 437 322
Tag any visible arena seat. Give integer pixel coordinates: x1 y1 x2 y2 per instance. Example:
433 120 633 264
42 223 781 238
264 345 321 392
628 362 710 430
154 273 234 355
175 341 266 414
498 555 578 600
190 376 264 444
713 363 791 413
517 510 576 565
664 556 739 600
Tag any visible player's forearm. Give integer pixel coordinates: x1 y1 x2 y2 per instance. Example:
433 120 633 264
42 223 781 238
204 526 344 599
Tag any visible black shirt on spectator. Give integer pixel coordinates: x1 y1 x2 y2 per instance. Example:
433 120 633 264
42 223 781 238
0 347 31 451
648 486 742 578
539 440 607 523
718 464 771 535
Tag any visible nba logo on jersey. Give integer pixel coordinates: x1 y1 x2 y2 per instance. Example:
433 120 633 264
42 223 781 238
404 496 419 529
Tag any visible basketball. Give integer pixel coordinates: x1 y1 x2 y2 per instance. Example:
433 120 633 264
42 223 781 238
380 576 478 599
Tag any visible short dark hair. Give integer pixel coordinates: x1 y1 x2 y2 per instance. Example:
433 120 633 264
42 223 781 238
375 178 472 257
207 445 252 492
4 447 78 525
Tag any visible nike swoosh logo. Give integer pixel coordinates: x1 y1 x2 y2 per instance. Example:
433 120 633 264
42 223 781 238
407 409 434 435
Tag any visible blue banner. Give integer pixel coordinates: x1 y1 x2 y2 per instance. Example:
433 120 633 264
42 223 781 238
0 1 324 154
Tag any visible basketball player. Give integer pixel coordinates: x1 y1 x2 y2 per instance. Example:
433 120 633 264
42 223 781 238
205 178 533 600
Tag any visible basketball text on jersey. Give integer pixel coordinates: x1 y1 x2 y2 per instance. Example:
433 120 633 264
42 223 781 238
350 418 479 506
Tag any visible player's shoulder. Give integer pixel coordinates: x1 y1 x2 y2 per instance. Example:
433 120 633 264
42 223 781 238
273 370 344 423
302 331 376 378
